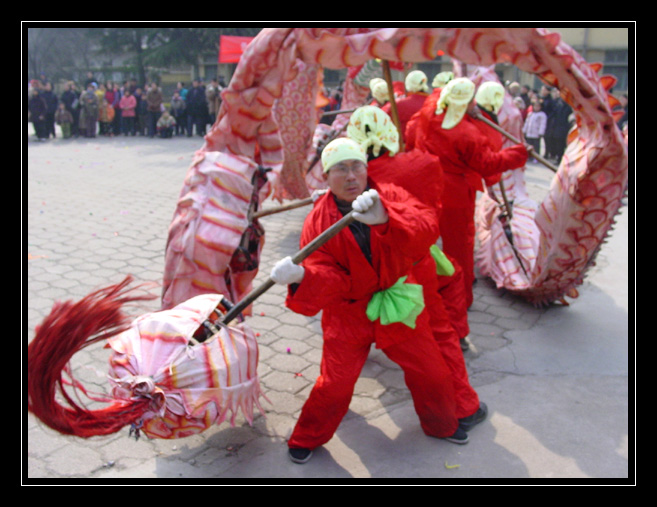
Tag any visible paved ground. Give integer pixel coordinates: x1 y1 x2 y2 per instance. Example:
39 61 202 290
25 129 631 484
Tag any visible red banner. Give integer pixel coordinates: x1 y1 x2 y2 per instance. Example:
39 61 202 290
218 35 255 63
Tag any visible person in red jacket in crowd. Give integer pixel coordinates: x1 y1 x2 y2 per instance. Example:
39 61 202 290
270 138 487 464
412 77 529 308
381 70 430 142
347 104 483 416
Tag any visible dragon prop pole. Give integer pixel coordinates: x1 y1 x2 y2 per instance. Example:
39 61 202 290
381 60 405 151
475 112 558 173
250 197 315 220
221 210 357 325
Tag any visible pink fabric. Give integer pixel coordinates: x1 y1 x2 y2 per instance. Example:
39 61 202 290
107 294 267 439
161 151 272 311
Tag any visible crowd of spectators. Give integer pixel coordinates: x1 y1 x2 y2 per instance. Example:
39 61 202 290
27 73 226 142
508 81 628 164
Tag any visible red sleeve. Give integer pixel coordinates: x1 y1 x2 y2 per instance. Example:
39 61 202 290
371 183 440 262
453 121 528 178
284 207 353 317
465 143 528 178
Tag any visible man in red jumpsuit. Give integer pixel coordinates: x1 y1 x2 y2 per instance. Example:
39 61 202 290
412 78 529 308
382 70 430 145
270 138 483 464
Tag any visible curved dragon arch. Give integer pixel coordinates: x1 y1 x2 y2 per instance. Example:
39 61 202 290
161 27 628 310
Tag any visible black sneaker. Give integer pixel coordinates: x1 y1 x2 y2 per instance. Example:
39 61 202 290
289 447 313 464
444 426 469 445
459 402 488 432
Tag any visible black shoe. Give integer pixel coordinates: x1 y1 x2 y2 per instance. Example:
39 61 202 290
444 426 469 445
459 402 488 432
289 447 313 464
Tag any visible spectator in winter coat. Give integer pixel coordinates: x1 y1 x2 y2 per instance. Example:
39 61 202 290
170 91 187 136
29 88 48 141
60 81 81 137
41 82 59 139
118 89 137 136
522 100 547 161
80 84 99 138
156 110 176 138
54 102 73 139
145 83 164 138
186 79 208 137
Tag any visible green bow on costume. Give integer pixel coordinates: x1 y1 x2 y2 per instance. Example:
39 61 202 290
366 276 425 329
430 245 455 276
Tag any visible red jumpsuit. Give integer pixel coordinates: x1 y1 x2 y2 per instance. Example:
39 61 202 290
382 92 429 144
367 150 479 418
472 108 505 187
285 180 460 450
405 88 441 151
414 109 528 307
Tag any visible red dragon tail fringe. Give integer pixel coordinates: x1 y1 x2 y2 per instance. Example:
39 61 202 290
27 276 156 438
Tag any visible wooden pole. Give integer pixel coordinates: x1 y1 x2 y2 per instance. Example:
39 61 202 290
321 108 357 118
474 112 558 173
221 210 356 325
251 197 314 220
381 60 405 151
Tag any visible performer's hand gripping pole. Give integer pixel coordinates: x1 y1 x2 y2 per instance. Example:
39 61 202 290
220 210 357 326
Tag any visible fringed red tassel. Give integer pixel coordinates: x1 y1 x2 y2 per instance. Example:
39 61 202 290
27 276 156 438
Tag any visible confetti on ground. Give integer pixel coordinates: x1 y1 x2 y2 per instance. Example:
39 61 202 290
28 253 48 260
444 461 460 469
286 348 291 354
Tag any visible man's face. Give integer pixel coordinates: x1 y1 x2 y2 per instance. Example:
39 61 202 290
324 159 368 202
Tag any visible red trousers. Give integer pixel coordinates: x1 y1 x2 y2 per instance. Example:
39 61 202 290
422 267 480 419
436 254 470 340
287 332 459 450
439 175 477 308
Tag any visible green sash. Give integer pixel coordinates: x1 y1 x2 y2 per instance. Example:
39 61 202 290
366 276 425 329
430 245 455 276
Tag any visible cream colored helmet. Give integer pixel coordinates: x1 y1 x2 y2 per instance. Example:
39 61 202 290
475 81 506 114
432 71 454 88
405 70 429 93
321 137 368 174
347 105 400 157
435 77 476 129
369 78 389 104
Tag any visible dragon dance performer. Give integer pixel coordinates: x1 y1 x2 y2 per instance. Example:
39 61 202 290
471 81 507 187
381 70 430 141
347 104 482 413
404 71 452 152
411 78 529 307
270 138 486 464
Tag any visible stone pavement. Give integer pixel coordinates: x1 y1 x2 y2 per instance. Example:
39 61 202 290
25 131 631 484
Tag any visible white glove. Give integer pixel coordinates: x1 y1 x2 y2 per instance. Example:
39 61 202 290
270 256 305 285
352 189 388 225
